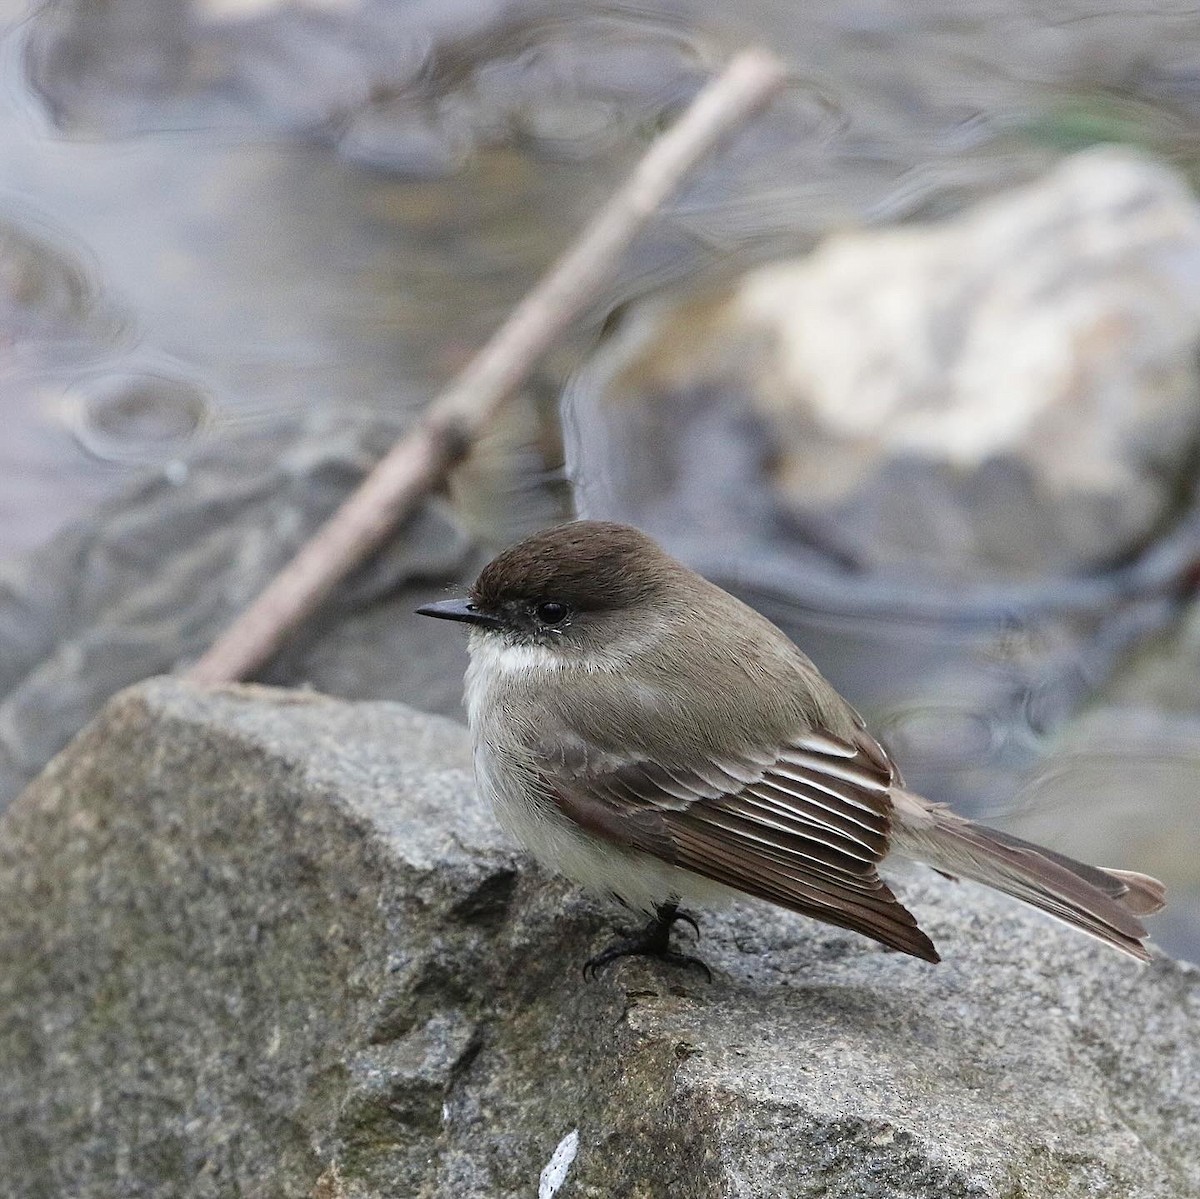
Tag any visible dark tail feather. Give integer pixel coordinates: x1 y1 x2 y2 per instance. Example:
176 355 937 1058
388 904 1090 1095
1102 868 1166 916
892 808 1166 962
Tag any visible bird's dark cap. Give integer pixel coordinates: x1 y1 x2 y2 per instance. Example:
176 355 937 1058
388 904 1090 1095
470 520 674 613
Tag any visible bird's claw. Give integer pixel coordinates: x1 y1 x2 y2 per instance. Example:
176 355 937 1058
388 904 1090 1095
582 902 711 981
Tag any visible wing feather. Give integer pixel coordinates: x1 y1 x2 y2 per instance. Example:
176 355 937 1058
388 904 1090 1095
536 724 940 962
748 782 887 851
667 822 937 960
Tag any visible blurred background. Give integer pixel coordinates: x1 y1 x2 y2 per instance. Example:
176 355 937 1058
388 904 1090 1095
0 0 1197 957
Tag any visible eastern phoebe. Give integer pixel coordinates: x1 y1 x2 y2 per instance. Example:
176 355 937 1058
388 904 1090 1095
418 521 1165 975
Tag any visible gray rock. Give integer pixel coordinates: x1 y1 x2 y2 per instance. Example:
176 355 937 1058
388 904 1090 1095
1 678 1197 1197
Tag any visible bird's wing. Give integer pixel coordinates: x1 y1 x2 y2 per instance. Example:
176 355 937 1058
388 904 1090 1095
534 724 939 962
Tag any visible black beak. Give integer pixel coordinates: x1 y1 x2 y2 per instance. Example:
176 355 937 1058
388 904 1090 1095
415 597 503 630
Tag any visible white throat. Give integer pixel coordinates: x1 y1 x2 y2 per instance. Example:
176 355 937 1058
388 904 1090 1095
464 633 562 731
468 632 563 677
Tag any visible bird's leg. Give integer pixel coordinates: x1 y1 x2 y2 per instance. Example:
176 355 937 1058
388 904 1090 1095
583 901 712 980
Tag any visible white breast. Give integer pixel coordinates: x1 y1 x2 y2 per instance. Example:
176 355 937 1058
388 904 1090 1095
463 630 734 915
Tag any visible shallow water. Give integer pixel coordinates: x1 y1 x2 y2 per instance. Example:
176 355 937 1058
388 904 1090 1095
6 0 1200 556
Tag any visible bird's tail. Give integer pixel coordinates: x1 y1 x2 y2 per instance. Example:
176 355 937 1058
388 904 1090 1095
890 794 1166 961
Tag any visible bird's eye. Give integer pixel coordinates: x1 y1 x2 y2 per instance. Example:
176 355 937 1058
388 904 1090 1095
534 601 569 626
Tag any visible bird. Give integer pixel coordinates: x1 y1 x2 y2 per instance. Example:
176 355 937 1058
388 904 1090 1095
417 520 1165 976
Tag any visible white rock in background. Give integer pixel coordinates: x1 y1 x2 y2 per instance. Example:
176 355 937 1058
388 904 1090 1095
742 146 1200 522
569 147 1200 580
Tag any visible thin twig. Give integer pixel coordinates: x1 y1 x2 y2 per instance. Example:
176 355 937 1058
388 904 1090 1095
186 48 788 684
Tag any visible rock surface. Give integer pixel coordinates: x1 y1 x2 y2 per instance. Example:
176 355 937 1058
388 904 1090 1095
1 679 1197 1197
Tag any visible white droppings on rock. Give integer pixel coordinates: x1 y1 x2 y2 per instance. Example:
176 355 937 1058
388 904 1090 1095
538 1129 579 1199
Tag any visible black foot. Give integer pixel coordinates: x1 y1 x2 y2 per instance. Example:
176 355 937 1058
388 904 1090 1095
583 902 712 981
